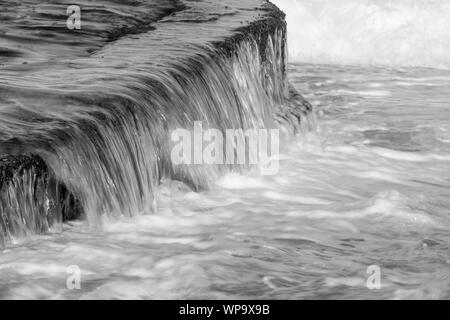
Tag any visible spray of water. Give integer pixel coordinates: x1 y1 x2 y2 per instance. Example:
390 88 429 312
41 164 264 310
272 0 450 69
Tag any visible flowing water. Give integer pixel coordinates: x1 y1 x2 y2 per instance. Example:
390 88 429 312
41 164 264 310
1 63 448 299
274 0 450 69
0 0 290 241
1 0 450 300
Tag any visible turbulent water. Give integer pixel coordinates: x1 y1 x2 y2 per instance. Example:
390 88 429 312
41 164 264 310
273 0 450 69
1 0 450 300
1 64 448 299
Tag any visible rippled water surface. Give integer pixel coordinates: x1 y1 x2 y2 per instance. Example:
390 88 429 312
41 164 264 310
1 63 449 299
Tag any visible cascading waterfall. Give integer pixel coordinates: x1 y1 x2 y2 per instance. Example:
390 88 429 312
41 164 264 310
0 155 80 246
0 169 57 245
0 27 313 246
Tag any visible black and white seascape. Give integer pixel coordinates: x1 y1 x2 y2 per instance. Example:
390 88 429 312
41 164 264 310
0 0 449 300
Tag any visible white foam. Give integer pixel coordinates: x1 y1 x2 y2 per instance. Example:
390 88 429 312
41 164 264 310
284 190 438 226
371 147 450 162
273 0 450 69
263 190 331 205
333 89 391 97
216 173 270 189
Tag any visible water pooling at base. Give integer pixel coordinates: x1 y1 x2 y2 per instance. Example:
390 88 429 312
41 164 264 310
0 64 449 299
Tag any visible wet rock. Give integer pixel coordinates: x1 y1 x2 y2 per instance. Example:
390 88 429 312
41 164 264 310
0 154 47 190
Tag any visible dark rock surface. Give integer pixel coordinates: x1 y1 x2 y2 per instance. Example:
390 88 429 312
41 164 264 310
0 155 47 191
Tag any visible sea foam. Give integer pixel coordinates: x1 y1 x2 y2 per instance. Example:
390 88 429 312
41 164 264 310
273 0 450 69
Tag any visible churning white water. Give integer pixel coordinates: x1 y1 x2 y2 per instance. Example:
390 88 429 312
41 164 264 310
273 0 450 69
1 63 449 299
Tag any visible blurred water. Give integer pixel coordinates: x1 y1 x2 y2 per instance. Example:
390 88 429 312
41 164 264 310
1 63 448 299
0 0 290 241
273 0 450 69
